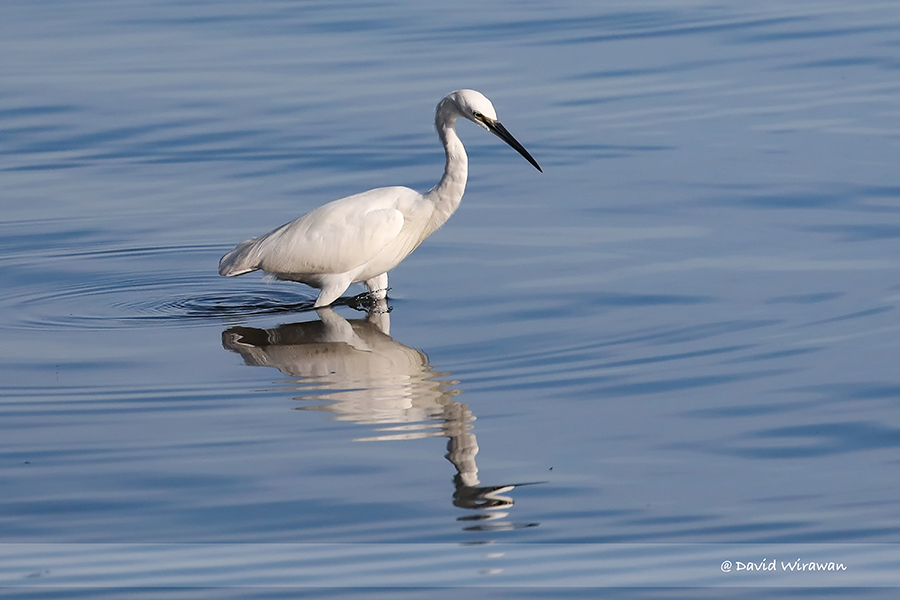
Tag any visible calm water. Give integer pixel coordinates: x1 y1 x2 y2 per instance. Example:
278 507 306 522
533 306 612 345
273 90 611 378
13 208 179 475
2 0 900 596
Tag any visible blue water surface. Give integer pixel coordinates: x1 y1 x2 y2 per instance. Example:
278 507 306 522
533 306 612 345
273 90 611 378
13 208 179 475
2 0 900 597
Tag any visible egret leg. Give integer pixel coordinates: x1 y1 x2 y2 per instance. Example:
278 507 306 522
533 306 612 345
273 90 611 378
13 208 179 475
364 273 389 301
314 276 354 308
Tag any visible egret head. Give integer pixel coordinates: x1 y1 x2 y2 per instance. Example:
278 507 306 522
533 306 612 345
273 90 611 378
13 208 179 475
448 89 499 127
441 89 542 172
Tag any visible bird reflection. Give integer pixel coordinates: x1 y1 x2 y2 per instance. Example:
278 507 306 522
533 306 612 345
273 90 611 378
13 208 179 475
221 300 537 532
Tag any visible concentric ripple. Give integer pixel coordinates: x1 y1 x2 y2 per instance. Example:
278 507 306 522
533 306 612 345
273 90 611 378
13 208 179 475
119 288 320 321
0 239 324 330
5 277 320 331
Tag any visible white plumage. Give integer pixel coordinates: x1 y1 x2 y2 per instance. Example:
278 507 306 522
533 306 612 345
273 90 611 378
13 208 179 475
219 89 541 307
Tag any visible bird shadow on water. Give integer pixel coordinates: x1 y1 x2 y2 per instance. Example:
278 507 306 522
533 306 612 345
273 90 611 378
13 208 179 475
221 300 542 534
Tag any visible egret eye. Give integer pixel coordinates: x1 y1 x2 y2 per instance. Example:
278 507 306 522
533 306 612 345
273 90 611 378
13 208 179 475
473 111 484 121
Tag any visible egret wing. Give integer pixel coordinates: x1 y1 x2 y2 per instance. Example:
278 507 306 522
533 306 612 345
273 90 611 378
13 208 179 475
253 188 411 276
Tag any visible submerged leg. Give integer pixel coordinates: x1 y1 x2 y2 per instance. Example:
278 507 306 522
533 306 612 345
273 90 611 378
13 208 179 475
365 299 391 335
364 273 389 301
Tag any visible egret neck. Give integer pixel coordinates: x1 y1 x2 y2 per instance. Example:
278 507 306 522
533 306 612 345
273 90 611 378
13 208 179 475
425 99 469 234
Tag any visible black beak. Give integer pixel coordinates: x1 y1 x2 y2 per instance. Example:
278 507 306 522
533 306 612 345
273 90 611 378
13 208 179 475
487 120 542 173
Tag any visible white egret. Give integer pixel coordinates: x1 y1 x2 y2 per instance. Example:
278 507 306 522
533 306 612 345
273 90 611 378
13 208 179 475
219 89 542 307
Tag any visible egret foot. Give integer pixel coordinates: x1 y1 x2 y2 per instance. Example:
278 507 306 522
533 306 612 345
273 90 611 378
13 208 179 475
347 289 391 312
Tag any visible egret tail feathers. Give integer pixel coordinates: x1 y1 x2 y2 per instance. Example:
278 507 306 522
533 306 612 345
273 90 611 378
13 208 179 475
219 239 260 277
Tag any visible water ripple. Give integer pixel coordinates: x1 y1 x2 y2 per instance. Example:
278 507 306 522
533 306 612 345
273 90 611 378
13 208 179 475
119 289 319 321
0 241 323 330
